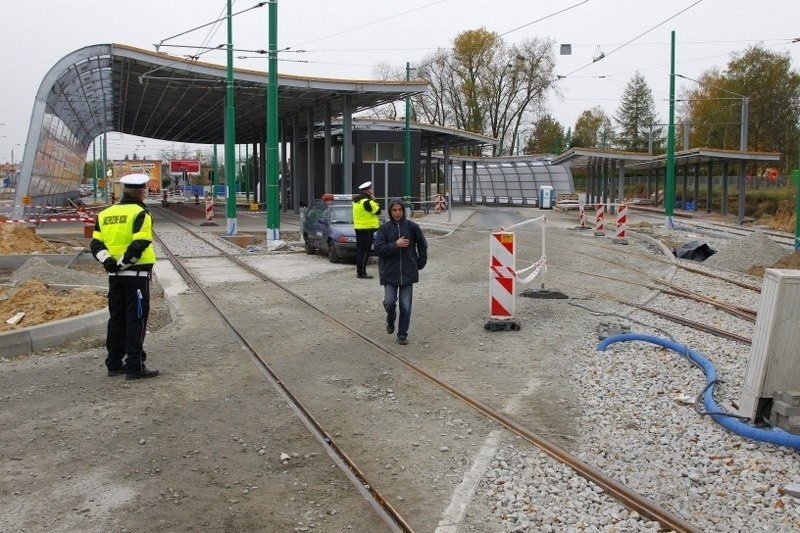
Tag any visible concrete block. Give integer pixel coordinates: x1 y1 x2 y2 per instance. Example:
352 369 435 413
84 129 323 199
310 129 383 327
773 390 800 407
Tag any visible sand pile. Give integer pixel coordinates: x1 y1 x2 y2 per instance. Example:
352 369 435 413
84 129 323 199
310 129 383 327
0 224 57 254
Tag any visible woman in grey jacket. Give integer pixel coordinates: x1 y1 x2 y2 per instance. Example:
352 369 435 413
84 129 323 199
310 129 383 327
373 198 428 345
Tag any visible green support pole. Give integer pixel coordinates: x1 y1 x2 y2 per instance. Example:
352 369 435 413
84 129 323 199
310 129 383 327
266 0 280 242
404 62 412 199
664 30 677 224
795 149 800 249
224 0 237 234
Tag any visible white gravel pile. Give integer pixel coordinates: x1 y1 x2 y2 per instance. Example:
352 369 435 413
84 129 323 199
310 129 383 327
703 231 792 272
11 255 106 287
480 227 800 532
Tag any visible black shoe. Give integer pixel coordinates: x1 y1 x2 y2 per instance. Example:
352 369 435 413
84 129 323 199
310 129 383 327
126 365 160 380
357 274 373 279
396 337 408 345
386 323 395 334
107 367 126 377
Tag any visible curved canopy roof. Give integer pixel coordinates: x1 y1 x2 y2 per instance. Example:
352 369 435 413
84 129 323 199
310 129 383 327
15 43 428 209
49 43 428 146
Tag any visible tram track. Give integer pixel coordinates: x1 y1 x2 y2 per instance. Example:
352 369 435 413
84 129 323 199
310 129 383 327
150 207 700 533
625 206 796 247
433 223 755 344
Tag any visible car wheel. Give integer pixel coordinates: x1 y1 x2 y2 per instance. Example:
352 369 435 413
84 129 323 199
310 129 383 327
303 234 315 255
327 240 341 263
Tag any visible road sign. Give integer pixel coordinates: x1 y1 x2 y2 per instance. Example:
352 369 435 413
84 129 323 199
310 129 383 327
169 160 201 174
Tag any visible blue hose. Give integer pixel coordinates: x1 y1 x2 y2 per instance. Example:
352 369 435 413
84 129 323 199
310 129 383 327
598 333 800 451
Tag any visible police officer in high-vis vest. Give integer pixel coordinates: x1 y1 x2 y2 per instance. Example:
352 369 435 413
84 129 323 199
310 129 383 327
90 173 159 379
352 181 382 279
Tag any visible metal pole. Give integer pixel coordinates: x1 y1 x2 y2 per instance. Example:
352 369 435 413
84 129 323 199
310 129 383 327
245 144 250 203
664 31 676 225
404 62 412 198
795 147 800 249
92 140 98 200
225 0 238 235
737 97 749 225
212 144 218 200
266 0 280 242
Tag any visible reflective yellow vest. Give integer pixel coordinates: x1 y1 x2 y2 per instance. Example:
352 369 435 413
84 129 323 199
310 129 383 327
353 197 380 230
94 203 156 265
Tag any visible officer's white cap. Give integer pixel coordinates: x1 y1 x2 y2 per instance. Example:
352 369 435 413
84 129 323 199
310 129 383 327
358 181 372 190
119 173 150 188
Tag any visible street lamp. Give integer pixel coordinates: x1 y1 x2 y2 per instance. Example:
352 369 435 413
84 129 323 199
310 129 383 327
11 143 21 166
10 144 22 188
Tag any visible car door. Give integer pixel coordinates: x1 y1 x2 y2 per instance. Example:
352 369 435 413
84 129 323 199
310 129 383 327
305 204 326 247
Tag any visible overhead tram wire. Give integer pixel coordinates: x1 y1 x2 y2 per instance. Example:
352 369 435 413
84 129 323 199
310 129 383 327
153 1 269 52
285 0 447 49
560 0 706 79
498 0 590 37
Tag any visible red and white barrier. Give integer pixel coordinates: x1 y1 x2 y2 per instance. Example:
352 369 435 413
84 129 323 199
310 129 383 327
489 232 516 319
594 203 605 236
616 203 627 238
0 217 93 224
614 203 628 244
434 194 447 213
205 196 214 223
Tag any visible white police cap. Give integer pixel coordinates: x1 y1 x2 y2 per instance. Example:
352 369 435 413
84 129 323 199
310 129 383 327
119 173 150 188
358 181 372 190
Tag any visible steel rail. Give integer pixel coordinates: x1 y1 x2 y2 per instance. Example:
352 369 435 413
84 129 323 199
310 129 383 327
151 209 412 533
553 280 752 345
583 239 763 292
152 208 701 533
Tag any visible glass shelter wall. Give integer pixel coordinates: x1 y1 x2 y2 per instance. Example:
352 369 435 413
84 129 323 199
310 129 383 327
442 159 574 206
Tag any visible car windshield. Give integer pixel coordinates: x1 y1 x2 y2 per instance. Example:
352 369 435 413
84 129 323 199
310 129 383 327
328 206 353 224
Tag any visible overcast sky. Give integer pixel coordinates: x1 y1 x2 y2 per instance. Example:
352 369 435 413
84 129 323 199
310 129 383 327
1 0 798 163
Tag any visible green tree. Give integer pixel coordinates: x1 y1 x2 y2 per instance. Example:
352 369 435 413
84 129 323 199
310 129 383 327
412 28 558 155
613 72 662 152
682 45 800 171
572 107 613 148
526 114 565 154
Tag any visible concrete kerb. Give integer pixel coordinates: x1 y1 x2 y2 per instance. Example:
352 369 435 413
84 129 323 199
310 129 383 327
0 254 110 357
0 307 109 357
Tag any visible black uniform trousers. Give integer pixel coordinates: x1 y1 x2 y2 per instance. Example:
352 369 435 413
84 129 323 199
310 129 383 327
105 273 150 372
355 229 374 276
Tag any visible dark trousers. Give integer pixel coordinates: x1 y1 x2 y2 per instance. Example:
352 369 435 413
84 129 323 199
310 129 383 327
383 283 414 339
105 275 150 372
355 229 374 276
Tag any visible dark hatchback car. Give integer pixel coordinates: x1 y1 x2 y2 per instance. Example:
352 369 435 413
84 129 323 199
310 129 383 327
302 196 358 263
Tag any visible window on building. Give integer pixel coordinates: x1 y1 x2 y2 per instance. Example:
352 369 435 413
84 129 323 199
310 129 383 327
362 142 404 163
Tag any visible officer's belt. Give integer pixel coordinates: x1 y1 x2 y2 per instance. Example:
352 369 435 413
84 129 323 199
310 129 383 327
109 270 150 278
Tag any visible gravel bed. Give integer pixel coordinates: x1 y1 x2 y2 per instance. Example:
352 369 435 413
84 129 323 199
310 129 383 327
479 226 800 532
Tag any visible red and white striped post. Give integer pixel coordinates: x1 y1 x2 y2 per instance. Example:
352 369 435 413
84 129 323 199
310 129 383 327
489 232 516 320
614 203 628 244
205 195 214 222
200 193 218 226
578 204 588 229
594 203 605 236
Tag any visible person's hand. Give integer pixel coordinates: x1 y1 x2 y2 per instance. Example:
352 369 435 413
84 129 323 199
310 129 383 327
102 257 119 273
117 252 138 270
396 236 409 248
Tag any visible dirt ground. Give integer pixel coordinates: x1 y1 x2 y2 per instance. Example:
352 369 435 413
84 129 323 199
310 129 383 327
0 209 796 532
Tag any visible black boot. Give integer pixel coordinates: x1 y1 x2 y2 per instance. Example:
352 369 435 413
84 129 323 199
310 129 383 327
126 364 159 380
